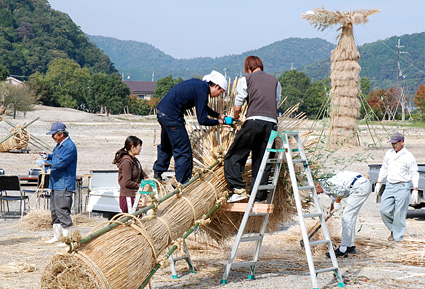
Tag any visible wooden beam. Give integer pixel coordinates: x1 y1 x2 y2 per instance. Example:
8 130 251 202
221 203 274 214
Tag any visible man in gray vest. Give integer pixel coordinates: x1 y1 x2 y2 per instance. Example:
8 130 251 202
224 56 281 202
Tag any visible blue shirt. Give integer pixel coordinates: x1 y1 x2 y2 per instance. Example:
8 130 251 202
156 78 220 126
46 137 78 191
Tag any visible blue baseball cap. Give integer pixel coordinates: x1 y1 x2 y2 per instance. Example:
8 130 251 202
46 122 67 135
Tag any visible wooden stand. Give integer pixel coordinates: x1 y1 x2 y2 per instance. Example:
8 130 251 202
221 203 274 214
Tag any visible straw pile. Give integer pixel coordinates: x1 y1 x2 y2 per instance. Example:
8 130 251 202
40 77 310 288
302 8 380 150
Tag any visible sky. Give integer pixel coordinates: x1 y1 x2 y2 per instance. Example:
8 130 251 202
48 0 425 59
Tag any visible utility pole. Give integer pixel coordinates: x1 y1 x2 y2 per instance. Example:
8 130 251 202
396 39 409 121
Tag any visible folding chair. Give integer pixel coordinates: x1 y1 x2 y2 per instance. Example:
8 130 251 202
0 175 30 219
0 168 5 175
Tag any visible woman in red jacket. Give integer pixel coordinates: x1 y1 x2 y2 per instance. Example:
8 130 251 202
113 136 147 213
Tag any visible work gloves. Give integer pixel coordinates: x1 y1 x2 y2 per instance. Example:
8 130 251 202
35 159 45 167
333 202 342 211
411 189 419 204
39 151 47 160
374 183 382 194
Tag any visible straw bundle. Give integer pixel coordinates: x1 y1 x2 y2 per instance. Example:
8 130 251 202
302 8 380 150
0 125 30 151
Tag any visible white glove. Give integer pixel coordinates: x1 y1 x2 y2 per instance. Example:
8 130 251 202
334 202 342 211
35 159 45 167
411 190 419 204
374 183 382 194
40 151 47 160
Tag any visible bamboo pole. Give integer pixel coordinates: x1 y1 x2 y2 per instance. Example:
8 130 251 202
139 195 225 288
77 159 221 247
0 117 39 144
3 119 53 151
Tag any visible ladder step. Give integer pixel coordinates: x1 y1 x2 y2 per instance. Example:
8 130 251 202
298 186 314 191
171 256 189 262
230 261 257 269
293 159 307 163
258 184 275 190
266 158 284 164
248 212 269 216
303 213 322 218
315 266 338 274
309 240 330 246
240 235 263 242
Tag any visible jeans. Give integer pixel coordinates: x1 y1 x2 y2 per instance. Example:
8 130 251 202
153 112 192 184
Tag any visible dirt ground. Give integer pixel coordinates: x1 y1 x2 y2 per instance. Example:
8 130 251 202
0 105 425 288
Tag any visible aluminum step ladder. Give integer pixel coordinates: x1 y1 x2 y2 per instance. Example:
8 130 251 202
221 128 286 284
284 131 344 289
135 180 196 279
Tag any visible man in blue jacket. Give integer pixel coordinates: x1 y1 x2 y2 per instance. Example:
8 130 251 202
153 70 229 184
37 122 77 246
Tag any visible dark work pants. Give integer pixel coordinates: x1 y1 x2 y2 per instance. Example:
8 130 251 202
50 189 73 228
153 112 192 184
224 119 275 200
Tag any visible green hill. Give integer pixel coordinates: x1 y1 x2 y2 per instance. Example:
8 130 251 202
88 35 336 80
0 0 117 78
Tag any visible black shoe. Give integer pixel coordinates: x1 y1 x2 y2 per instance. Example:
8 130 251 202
154 172 162 181
326 247 348 258
347 246 357 254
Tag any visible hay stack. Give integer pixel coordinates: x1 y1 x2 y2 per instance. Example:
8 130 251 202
302 8 380 149
0 125 30 151
40 78 310 288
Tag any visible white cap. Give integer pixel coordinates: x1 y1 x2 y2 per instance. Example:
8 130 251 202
203 70 228 92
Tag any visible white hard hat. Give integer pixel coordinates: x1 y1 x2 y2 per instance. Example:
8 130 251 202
203 70 228 92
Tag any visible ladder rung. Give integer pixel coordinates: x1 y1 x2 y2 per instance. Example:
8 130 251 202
240 235 263 242
267 158 284 164
230 261 257 269
303 213 322 218
309 240 330 246
293 159 307 163
258 184 275 190
171 256 189 262
298 186 314 191
315 267 338 274
285 131 299 137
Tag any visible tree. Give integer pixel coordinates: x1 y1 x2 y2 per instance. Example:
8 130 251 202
368 88 398 120
128 95 151 115
154 75 183 99
0 64 9 81
88 73 130 115
278 70 310 110
414 84 425 116
0 83 37 118
303 80 329 118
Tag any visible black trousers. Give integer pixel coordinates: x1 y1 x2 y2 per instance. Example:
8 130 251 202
224 119 275 200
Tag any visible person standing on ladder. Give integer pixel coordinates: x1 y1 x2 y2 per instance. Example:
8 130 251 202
316 171 371 257
152 70 230 185
224 56 282 202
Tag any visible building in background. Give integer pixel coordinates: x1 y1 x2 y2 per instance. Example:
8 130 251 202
122 81 156 100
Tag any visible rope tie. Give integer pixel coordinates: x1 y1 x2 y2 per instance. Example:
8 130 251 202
202 180 219 201
147 194 159 216
181 196 197 223
154 216 173 242
75 251 112 289
194 215 211 227
173 237 184 254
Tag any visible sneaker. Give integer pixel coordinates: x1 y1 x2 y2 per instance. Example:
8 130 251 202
326 247 348 258
228 188 249 203
347 246 357 254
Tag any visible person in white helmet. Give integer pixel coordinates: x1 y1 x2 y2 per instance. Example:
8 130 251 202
153 70 230 184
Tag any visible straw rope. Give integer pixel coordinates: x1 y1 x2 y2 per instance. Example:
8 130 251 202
0 125 30 151
154 216 173 243
74 252 112 289
180 196 197 223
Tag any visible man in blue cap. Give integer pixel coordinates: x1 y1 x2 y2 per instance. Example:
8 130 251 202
375 132 419 242
36 122 78 246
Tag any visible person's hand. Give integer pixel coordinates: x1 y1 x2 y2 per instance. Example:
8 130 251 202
35 159 45 167
411 189 419 204
224 116 233 125
334 202 342 211
374 183 382 194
